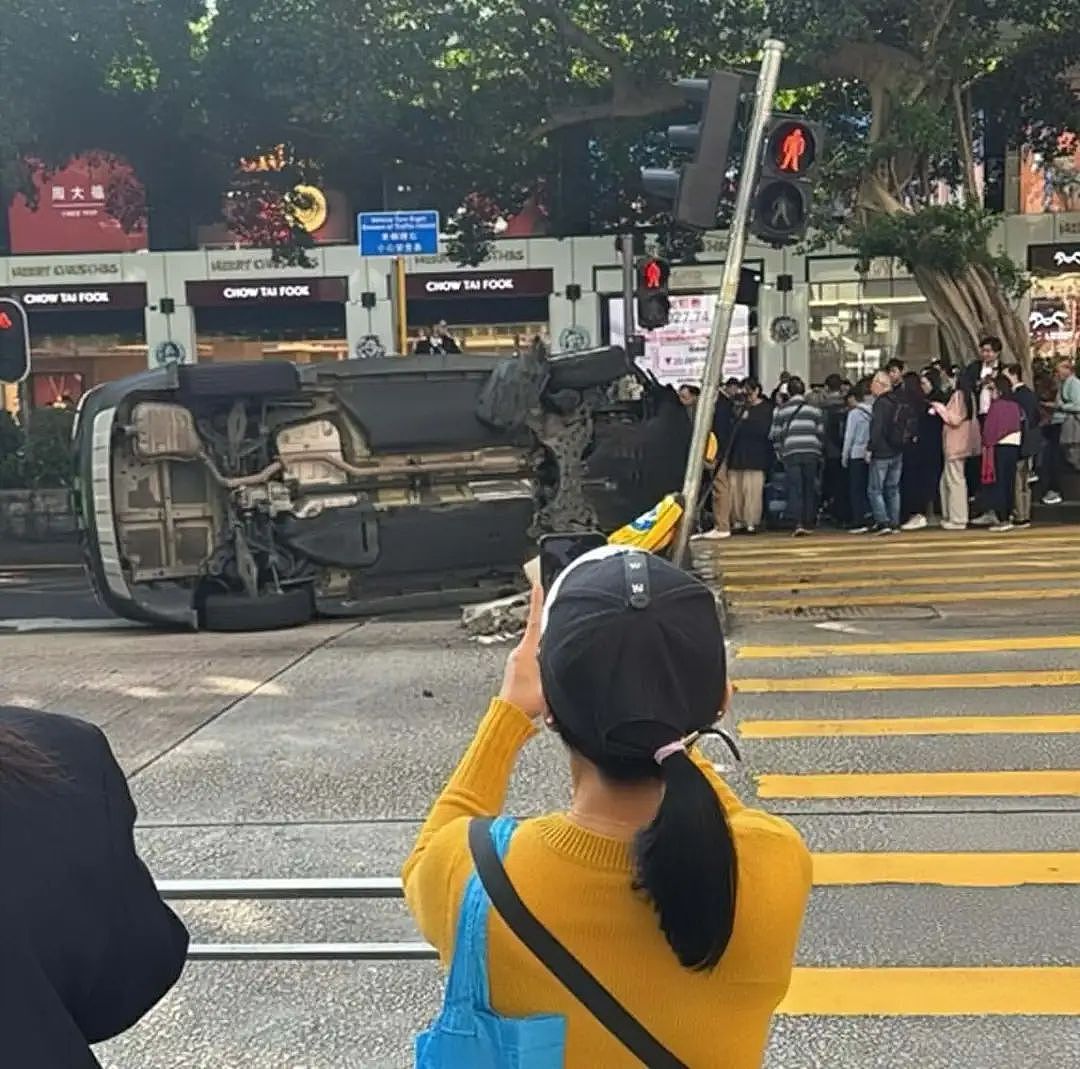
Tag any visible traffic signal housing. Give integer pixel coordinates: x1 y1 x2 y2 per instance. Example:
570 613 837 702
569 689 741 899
641 72 743 231
636 256 671 330
0 298 30 384
751 116 824 246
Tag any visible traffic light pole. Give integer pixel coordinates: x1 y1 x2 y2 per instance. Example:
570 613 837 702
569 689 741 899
620 233 636 345
671 38 785 569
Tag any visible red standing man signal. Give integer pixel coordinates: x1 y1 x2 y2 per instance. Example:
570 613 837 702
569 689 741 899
643 259 663 288
0 297 31 384
778 126 807 173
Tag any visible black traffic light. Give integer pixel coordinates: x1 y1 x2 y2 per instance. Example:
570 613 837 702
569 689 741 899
0 298 30 384
636 256 671 330
641 71 743 230
751 116 824 245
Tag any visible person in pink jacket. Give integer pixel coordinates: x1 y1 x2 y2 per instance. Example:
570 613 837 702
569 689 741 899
931 384 980 529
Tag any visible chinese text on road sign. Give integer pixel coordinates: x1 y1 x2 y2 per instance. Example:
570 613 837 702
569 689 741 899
358 210 440 257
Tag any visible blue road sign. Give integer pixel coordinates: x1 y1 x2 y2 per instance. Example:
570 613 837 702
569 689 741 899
358 210 440 257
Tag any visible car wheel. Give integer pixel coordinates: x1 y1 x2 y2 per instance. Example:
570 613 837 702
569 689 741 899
199 587 315 632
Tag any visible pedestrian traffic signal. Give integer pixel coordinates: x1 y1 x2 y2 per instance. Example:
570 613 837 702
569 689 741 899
0 298 30 384
640 72 743 231
636 257 671 330
751 116 824 246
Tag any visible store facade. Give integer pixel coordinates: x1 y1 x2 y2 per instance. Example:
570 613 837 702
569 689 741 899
806 255 937 383
186 276 349 364
0 264 148 408
1027 242 1080 361
594 259 761 387
403 267 554 353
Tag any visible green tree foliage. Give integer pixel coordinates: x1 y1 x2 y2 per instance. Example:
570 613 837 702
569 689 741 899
2 2 1079 359
0 408 74 489
391 0 1080 364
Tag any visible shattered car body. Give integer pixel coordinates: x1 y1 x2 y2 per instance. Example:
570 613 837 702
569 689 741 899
71 344 690 629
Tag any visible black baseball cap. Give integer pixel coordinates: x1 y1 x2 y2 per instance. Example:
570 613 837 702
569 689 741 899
540 547 727 758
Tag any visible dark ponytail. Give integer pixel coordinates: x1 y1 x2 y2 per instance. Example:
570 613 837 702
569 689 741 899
633 750 736 971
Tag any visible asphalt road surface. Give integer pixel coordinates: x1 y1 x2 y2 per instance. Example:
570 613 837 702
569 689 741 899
0 563 107 625
2 525 1078 1067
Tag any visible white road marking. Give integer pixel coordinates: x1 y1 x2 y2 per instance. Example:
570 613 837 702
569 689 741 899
0 617 143 633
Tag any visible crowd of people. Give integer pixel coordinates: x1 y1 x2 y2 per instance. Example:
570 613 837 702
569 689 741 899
682 338 1080 538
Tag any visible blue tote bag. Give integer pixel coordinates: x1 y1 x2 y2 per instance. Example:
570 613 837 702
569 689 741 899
415 815 567 1068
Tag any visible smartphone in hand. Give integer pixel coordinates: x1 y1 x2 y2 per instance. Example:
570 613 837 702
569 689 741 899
538 532 608 591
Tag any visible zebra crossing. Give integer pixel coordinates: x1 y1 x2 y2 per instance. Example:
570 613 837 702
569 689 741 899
707 525 1080 1065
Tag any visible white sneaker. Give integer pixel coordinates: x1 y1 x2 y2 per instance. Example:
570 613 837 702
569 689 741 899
900 514 927 531
1042 492 1063 505
971 512 997 527
940 521 967 531
700 528 732 540
990 522 1014 532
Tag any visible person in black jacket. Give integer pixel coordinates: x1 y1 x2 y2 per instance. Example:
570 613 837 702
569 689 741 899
727 378 774 533
1003 363 1040 526
703 381 739 539
961 335 1003 414
0 707 189 1067
867 370 905 533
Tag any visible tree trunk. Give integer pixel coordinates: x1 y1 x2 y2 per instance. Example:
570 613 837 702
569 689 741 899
911 264 1030 378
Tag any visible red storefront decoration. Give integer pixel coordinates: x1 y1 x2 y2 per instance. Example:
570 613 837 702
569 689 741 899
8 154 148 254
31 372 85 409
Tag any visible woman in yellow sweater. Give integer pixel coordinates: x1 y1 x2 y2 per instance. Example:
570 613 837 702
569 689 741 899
404 548 811 1068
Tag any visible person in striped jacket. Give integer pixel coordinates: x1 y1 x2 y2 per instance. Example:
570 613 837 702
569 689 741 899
769 377 826 536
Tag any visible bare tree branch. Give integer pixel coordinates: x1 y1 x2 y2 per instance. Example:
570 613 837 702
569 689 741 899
952 82 979 203
520 1 685 138
533 84 686 137
921 0 959 59
815 41 925 88
520 0 626 74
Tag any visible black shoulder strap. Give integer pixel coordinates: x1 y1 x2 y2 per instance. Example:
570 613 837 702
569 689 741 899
781 400 806 439
469 818 688 1069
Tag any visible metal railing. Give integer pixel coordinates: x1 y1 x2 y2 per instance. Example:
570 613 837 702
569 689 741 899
158 878 438 963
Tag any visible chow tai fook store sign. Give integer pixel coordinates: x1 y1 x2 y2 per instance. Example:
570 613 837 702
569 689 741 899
1 283 147 311
186 277 349 307
406 269 554 299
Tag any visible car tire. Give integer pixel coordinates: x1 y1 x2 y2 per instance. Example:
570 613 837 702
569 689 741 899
200 587 314 632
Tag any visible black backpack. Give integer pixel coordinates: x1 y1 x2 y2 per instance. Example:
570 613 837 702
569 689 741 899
884 395 915 450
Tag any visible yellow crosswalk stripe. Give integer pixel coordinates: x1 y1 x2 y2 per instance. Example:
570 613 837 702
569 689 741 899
756 770 1080 798
720 554 1064 578
708 532 1080 560
736 635 1080 658
779 966 1080 1016
737 670 1080 692
811 851 1080 886
730 587 1080 608
739 714 1080 738
726 574 1067 593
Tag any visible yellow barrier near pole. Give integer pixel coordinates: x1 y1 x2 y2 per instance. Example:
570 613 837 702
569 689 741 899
394 256 408 355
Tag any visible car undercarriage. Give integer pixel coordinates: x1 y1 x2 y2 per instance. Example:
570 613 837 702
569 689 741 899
73 343 690 629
